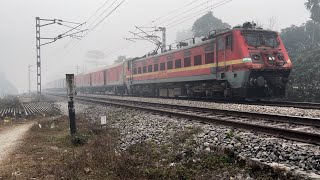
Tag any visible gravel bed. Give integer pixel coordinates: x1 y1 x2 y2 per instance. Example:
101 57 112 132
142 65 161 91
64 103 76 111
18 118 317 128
53 97 320 179
84 94 320 119
139 104 320 134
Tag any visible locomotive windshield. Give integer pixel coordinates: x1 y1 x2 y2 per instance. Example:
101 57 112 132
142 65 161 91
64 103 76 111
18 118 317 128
242 31 279 47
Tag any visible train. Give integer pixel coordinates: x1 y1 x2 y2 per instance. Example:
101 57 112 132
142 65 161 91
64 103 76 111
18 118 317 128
46 22 293 100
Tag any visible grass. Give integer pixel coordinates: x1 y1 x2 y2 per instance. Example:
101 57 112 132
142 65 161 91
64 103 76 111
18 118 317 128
0 114 295 180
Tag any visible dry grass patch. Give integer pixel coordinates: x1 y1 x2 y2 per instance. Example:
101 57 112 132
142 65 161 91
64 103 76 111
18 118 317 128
0 115 286 180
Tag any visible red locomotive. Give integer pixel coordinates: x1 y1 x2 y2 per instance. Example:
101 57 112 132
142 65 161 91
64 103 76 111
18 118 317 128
46 23 292 100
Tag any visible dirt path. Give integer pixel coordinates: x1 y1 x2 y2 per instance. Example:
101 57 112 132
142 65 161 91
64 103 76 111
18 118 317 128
0 123 34 163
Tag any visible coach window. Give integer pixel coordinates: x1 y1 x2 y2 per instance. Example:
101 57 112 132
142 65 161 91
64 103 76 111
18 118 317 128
167 61 173 70
194 55 202 66
160 63 165 71
138 67 142 74
154 64 159 72
148 65 153 72
205 52 215 64
184 57 191 67
175 59 182 68
226 35 232 50
133 68 137 75
143 66 147 73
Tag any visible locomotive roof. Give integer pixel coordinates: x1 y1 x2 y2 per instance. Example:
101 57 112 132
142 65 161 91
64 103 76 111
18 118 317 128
128 38 216 63
129 27 278 63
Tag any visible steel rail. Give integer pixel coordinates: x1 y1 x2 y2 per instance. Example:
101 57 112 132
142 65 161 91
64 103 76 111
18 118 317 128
44 91 320 110
252 100 320 110
48 94 320 145
74 95 320 128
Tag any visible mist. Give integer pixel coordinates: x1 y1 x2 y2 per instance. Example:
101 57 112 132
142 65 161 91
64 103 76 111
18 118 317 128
0 0 309 94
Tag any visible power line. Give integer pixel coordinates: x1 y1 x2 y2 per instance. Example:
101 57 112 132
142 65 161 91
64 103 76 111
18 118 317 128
86 0 112 23
63 0 118 50
87 0 119 29
102 0 213 57
154 0 217 27
166 0 233 28
106 0 233 57
150 0 204 24
90 0 126 32
102 0 222 57
66 0 126 52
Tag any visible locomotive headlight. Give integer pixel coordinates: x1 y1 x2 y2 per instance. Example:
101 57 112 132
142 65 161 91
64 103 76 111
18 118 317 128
268 57 273 61
253 54 261 60
250 53 262 63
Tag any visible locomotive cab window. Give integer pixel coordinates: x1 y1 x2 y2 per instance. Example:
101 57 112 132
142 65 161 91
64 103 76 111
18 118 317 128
205 52 215 64
167 61 173 70
218 37 225 51
138 67 142 74
194 55 202 66
143 66 147 73
133 68 137 75
184 57 191 67
226 35 232 50
154 64 159 72
175 59 182 68
148 65 153 72
160 63 165 71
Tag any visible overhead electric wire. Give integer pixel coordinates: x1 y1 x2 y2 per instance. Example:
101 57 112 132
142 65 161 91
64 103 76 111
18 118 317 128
67 0 231 59
59 20 83 25
86 0 112 23
154 0 217 27
87 0 119 30
104 0 213 57
90 0 126 33
58 23 83 31
166 0 233 29
150 0 204 24
104 42 134 57
64 0 119 49
63 0 113 49
65 0 126 53
103 0 232 58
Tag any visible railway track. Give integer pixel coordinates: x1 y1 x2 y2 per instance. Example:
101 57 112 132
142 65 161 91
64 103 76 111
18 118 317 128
246 100 320 110
49 93 320 145
45 91 320 110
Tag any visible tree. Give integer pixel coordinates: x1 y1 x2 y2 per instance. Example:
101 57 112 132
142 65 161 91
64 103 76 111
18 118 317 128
305 0 320 23
114 55 127 63
281 21 320 57
286 49 320 102
191 12 231 37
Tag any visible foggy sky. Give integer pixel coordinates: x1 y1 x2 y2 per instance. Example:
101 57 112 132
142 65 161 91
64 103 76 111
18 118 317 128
0 0 310 93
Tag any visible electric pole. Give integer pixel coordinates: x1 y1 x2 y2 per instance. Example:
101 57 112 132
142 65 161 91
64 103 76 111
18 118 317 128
35 17 88 98
36 17 41 97
158 27 167 53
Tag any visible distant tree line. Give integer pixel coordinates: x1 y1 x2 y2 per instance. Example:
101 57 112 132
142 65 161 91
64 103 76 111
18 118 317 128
282 0 320 102
0 72 18 97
